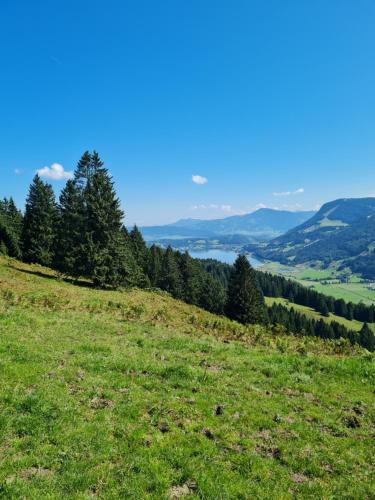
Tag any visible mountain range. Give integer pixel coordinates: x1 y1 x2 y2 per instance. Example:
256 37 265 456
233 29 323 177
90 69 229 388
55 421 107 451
139 208 316 243
251 198 375 278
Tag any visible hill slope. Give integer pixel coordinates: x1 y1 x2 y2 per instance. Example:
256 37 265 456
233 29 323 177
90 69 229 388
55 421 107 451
140 208 315 243
0 257 374 498
253 198 375 277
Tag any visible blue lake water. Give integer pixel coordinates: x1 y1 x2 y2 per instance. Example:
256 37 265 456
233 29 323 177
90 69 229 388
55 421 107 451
189 248 262 268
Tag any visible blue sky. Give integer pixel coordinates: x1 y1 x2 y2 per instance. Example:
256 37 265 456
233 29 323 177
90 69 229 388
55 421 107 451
1 0 375 225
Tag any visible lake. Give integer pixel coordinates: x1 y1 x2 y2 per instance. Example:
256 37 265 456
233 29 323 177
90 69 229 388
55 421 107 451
189 248 262 267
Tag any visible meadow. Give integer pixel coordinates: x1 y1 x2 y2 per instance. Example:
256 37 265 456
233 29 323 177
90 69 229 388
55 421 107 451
0 257 374 498
259 261 375 305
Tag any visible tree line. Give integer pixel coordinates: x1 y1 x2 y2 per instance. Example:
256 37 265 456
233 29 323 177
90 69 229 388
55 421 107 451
200 259 375 323
199 258 375 351
0 152 265 324
1 151 374 351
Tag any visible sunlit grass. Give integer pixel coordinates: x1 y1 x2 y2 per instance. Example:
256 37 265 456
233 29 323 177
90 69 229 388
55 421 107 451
0 257 374 498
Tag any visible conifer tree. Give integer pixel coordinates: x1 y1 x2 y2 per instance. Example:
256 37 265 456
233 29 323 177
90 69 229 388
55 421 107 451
22 175 57 266
83 167 130 287
316 296 330 317
129 225 149 273
178 251 201 305
0 197 23 258
199 273 226 314
54 180 84 276
359 323 375 351
225 255 266 324
159 246 183 298
146 244 163 286
73 151 103 191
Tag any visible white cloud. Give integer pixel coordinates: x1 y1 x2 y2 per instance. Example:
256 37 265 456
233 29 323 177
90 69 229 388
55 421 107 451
37 163 73 181
192 175 208 185
273 187 304 197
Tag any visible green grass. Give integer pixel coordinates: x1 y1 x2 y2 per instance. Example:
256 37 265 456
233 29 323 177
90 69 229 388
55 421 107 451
297 280 375 305
0 257 374 498
259 261 375 305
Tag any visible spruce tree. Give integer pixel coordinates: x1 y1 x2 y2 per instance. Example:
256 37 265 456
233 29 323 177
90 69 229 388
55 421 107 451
0 197 23 258
159 246 183 298
359 323 375 351
178 251 201 305
146 244 163 286
225 255 266 324
54 180 84 276
316 296 330 317
199 273 226 314
83 166 130 287
129 225 149 273
22 175 57 266
73 150 104 191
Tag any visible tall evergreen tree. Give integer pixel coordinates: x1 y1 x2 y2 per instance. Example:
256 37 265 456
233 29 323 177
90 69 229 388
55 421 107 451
73 151 104 191
22 175 57 266
146 244 163 287
0 197 23 258
54 180 84 276
82 165 131 287
199 273 226 314
178 251 201 305
159 246 183 298
225 255 266 324
359 323 375 351
129 225 149 273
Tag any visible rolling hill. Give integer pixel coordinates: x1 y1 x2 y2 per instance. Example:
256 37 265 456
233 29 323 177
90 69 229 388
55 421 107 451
252 198 375 278
139 208 315 243
0 256 374 497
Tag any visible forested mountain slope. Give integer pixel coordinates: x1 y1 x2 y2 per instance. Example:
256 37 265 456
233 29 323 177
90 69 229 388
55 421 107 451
0 256 374 498
251 198 375 277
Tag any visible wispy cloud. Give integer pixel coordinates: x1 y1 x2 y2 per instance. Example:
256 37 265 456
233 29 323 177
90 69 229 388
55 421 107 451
14 168 22 175
37 163 73 181
50 55 63 65
273 187 304 197
192 175 208 185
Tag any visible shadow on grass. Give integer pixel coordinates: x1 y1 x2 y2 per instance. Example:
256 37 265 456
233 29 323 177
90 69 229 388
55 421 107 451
9 264 94 289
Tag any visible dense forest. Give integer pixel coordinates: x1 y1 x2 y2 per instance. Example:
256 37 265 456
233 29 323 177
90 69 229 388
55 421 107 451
1 151 374 351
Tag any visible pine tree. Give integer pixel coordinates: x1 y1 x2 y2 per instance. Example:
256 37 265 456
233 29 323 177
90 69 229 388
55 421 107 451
129 225 149 273
54 180 84 276
83 167 130 287
359 323 375 351
22 175 57 266
225 255 266 324
199 273 226 314
316 296 330 317
146 244 163 286
0 197 23 258
73 151 105 191
178 251 201 305
159 246 183 298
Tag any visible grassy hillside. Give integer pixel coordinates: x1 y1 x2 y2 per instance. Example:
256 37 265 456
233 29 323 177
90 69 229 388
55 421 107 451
0 257 374 498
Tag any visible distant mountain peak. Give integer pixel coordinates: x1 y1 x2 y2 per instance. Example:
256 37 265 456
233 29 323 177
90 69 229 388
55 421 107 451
139 208 316 243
